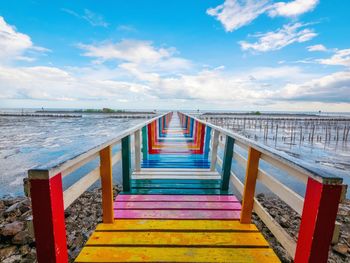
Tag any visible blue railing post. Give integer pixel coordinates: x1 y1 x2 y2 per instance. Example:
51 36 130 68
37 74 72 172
204 126 212 158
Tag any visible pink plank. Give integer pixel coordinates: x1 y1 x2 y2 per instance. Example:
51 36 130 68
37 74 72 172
116 195 239 202
114 209 240 219
114 201 241 210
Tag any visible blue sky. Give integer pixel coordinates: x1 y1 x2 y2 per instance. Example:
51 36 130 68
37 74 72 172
0 0 349 111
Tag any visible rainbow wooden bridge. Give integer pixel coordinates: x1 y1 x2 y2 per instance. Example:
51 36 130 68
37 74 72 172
28 112 347 262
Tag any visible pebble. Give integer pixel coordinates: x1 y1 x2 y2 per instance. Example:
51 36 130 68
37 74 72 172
333 243 349 256
1 221 24 236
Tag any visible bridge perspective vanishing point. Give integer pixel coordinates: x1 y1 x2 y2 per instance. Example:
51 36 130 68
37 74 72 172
27 112 347 262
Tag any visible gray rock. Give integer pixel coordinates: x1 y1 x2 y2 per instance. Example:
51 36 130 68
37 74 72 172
0 246 17 260
1 221 24 236
332 243 349 256
12 230 32 245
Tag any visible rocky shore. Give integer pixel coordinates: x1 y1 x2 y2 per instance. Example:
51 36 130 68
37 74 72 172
1 187 349 262
0 185 121 262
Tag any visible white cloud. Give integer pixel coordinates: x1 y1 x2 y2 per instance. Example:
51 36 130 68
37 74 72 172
207 0 270 32
276 71 350 103
307 44 327 52
239 23 317 52
78 39 192 73
318 49 350 67
207 1 320 32
0 16 49 63
61 8 108 27
269 0 319 18
79 40 173 63
0 65 150 101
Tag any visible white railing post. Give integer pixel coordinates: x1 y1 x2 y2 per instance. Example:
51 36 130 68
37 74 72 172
210 130 220 171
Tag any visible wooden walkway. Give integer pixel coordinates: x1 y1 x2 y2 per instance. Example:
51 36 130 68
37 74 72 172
28 111 345 263
74 113 280 262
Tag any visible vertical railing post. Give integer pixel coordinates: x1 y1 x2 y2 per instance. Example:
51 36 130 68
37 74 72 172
29 171 68 263
240 147 261 224
142 126 148 160
122 136 131 191
100 146 114 223
294 178 342 263
221 136 234 190
210 130 219 171
204 126 212 158
134 130 141 172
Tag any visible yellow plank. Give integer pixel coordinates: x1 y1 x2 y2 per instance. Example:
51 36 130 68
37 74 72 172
96 219 258 232
87 231 269 247
75 247 280 262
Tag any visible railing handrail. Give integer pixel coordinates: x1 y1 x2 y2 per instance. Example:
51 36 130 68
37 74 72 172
181 112 343 184
28 112 169 179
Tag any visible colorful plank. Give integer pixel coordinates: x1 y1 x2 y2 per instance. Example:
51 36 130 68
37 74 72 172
75 247 280 262
95 219 258 231
114 201 241 210
114 209 241 219
116 194 239 202
86 231 269 247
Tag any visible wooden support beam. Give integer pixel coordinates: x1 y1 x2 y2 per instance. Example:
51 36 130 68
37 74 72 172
134 130 141 172
100 146 114 223
294 178 342 263
122 136 131 192
221 136 234 190
240 147 261 224
210 130 219 171
30 173 68 262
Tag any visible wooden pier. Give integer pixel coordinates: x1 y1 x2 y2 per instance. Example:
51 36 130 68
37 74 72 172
27 111 347 262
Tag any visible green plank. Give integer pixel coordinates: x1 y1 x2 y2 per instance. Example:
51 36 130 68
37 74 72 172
121 136 131 191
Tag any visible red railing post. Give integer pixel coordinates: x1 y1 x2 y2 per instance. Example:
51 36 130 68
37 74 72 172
294 177 342 263
29 172 68 263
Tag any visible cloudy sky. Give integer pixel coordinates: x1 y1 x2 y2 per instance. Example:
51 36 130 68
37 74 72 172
0 0 349 111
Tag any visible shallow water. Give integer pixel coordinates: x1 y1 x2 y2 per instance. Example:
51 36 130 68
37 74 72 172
0 115 143 197
217 125 350 199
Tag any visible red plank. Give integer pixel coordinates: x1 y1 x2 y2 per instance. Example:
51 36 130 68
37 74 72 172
30 173 68 263
114 209 240 219
116 194 239 202
294 178 342 263
114 201 241 210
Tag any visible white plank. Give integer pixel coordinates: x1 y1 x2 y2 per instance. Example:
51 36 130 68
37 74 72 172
111 152 121 166
230 171 244 195
261 153 308 184
253 199 296 259
132 175 221 180
257 169 304 215
134 130 141 171
61 152 99 178
63 167 100 209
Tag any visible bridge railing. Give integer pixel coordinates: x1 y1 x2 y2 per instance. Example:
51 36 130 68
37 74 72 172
27 112 170 262
179 112 347 263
